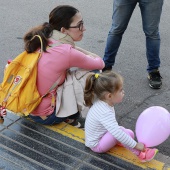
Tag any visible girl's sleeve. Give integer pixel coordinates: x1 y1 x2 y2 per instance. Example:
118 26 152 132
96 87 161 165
100 111 137 148
69 47 104 70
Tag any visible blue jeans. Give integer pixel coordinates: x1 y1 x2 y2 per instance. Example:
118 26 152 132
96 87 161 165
29 108 80 125
103 0 164 72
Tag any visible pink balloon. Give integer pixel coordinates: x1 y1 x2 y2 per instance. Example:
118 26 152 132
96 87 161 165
135 106 170 147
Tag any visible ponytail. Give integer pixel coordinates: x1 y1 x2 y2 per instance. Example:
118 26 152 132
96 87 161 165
84 73 96 107
23 22 53 53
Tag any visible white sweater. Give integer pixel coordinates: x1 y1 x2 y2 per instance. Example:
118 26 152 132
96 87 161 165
85 100 137 148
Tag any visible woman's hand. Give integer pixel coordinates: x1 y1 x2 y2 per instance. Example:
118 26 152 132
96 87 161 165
134 142 145 151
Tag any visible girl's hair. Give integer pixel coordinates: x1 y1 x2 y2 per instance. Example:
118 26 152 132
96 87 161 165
84 71 123 107
23 5 79 53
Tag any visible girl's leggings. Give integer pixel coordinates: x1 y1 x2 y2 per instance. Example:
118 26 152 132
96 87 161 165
91 126 140 155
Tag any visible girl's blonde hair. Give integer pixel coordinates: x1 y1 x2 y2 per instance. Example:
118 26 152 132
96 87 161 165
84 71 123 107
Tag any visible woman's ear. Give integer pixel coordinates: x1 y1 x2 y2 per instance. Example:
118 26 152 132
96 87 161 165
60 27 67 34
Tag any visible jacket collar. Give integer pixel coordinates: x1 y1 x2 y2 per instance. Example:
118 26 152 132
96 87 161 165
51 30 75 47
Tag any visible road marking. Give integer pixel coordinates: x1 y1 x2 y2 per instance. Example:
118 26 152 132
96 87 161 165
44 122 169 170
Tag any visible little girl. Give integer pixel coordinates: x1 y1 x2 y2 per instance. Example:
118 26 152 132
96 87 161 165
84 71 158 162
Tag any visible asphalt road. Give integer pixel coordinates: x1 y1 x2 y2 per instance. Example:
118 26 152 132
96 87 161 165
0 0 170 159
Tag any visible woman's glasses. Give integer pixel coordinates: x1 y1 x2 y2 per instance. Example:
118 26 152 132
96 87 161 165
69 21 84 31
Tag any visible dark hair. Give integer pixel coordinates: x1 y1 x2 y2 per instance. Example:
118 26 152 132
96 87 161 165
23 5 79 53
84 71 123 107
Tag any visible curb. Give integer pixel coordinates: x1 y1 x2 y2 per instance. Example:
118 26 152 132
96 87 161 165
44 122 170 170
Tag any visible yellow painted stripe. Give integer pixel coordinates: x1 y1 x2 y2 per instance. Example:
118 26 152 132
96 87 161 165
44 122 85 143
44 122 168 170
108 147 164 169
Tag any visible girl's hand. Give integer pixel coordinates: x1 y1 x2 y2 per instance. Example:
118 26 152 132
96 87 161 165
0 106 7 118
134 142 145 151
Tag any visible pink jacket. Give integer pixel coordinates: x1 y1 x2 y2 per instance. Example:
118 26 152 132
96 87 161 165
32 36 104 116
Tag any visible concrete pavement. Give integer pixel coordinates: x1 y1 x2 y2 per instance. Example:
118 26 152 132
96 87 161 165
0 111 170 169
0 0 170 169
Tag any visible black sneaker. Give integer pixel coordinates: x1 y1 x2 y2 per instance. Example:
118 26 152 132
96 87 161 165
102 66 112 72
65 116 85 129
148 70 162 89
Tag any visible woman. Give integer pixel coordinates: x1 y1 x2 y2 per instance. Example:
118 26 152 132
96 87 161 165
24 5 104 125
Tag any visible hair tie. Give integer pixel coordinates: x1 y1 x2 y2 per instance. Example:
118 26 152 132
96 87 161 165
47 22 53 28
95 73 99 79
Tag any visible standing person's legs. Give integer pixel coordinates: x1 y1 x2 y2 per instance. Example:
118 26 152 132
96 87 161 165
91 126 135 153
139 0 163 72
103 0 137 71
139 0 163 89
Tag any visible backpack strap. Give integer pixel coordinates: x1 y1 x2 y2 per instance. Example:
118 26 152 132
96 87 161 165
34 36 64 108
31 35 43 54
43 74 63 96
42 73 64 108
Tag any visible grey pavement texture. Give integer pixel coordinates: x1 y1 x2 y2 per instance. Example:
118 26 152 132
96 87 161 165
0 0 170 168
0 112 147 170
